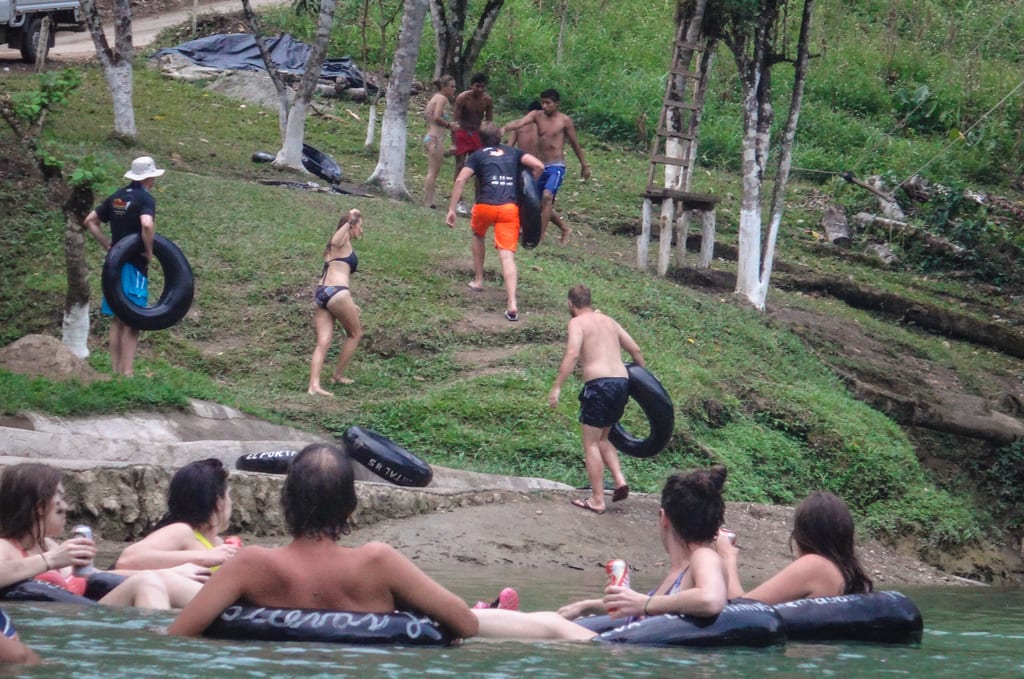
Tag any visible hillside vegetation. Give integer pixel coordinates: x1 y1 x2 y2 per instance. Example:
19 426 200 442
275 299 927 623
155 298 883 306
1 0 1022 580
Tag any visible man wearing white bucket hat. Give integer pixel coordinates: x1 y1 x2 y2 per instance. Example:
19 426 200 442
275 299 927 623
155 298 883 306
84 156 165 377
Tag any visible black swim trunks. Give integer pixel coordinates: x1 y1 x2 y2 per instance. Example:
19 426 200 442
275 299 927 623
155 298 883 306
578 377 630 428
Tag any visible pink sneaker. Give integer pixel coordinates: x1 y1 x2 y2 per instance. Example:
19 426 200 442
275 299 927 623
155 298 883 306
472 600 490 609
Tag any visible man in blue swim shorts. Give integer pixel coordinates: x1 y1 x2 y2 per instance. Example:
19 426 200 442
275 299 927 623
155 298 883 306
549 284 644 515
85 156 164 377
500 88 590 245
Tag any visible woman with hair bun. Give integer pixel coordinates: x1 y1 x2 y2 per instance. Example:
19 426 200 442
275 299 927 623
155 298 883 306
715 490 873 604
115 458 237 575
471 466 730 640
308 208 364 396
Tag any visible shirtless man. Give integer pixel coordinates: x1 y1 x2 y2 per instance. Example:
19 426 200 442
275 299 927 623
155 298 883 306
452 73 494 216
168 443 478 641
548 285 643 514
501 89 591 244
509 101 568 237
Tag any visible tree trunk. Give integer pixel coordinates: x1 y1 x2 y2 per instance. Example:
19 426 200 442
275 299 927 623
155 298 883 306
429 0 505 89
241 0 336 172
62 184 94 358
34 16 51 72
367 0 429 198
757 0 814 304
722 0 813 311
277 0 337 171
81 0 137 139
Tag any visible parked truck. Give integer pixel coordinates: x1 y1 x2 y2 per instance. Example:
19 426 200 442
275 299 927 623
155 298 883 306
1 0 82 63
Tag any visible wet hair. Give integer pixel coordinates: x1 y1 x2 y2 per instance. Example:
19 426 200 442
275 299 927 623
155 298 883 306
281 443 357 541
660 465 727 544
323 208 361 257
479 121 502 147
153 458 229 531
434 75 455 90
470 72 488 85
568 284 591 309
527 100 543 112
0 463 63 545
790 491 873 594
540 88 560 103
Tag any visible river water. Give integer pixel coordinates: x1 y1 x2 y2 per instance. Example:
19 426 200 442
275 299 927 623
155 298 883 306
4 566 1021 678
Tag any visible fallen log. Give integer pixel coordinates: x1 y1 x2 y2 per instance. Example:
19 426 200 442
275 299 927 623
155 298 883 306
852 213 966 257
782 275 1024 359
833 368 1024 445
821 205 851 246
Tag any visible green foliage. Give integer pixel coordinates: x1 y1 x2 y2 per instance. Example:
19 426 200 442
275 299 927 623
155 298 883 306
9 68 81 122
66 152 115 190
968 442 1024 530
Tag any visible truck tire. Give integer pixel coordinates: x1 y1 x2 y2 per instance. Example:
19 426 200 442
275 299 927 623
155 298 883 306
19 16 48 64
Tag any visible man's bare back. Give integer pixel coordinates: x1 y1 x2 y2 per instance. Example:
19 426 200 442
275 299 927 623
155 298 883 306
571 310 634 382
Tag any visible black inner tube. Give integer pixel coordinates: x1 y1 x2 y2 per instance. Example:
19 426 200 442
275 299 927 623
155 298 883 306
101 233 195 331
608 364 675 459
342 426 433 487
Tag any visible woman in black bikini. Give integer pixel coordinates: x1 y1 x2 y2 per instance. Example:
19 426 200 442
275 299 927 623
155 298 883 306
308 208 364 396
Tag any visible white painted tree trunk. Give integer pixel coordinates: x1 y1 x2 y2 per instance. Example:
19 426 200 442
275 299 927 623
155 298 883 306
735 78 766 308
80 0 136 139
105 62 136 138
364 102 377 148
277 100 309 168
730 0 815 311
62 303 90 358
367 0 430 198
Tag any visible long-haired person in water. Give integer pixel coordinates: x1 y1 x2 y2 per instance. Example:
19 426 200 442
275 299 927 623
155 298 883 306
715 490 873 603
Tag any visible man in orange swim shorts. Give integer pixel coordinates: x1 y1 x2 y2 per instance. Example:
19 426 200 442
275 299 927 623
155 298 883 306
447 122 543 322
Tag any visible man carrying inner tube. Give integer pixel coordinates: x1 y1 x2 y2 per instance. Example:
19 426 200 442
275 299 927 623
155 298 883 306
85 156 164 377
549 284 644 514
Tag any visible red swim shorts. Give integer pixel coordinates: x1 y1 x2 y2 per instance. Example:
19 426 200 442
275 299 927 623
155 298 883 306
471 203 520 252
454 128 483 156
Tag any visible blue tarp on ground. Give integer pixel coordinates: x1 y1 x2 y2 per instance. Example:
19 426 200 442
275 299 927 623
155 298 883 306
152 33 369 90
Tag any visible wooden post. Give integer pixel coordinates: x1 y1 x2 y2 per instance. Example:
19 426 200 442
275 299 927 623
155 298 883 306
656 197 675 276
697 207 715 269
34 16 51 73
675 207 691 269
638 197 652 269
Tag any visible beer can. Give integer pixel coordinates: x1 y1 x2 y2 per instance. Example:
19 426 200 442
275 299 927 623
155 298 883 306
70 525 96 577
224 536 243 547
720 528 737 545
605 559 630 589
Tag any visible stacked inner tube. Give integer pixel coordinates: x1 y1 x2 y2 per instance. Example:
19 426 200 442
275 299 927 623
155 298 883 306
236 450 299 474
101 233 194 331
235 427 433 488
342 426 432 487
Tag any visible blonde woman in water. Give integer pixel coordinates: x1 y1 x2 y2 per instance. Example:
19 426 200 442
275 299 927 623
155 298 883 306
308 208 363 396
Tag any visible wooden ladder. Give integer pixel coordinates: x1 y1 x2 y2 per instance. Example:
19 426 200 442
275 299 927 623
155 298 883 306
638 8 720 275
